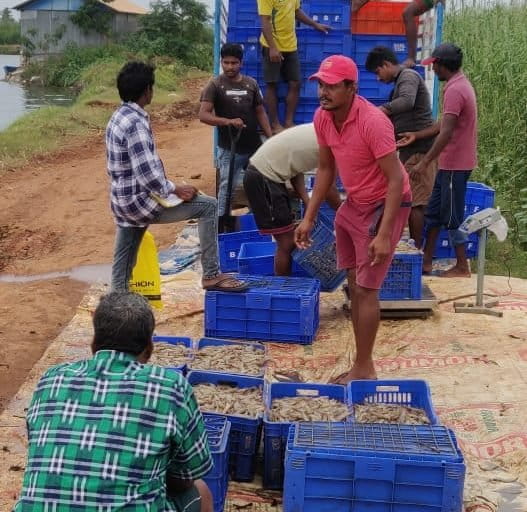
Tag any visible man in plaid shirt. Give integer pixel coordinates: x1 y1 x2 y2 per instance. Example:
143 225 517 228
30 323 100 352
15 291 214 512
106 61 247 292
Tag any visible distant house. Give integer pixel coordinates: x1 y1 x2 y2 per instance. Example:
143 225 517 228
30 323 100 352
14 0 147 58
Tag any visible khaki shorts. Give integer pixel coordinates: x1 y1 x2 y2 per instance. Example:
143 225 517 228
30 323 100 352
404 153 438 207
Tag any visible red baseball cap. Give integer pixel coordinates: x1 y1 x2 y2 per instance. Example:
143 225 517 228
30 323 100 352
309 55 359 84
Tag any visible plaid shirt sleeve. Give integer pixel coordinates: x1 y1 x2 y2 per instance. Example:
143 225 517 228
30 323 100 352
127 120 176 198
167 383 213 480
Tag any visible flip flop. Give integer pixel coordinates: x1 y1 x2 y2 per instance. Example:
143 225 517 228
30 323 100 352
203 276 250 293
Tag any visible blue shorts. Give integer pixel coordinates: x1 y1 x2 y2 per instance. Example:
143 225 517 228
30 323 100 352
425 170 472 247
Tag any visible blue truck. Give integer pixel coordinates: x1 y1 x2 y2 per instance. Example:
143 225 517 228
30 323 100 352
212 0 444 122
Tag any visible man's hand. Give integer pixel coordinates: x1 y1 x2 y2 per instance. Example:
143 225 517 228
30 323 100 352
314 22 330 33
368 233 392 266
226 118 246 129
294 219 314 249
269 47 283 62
396 132 417 148
174 185 198 202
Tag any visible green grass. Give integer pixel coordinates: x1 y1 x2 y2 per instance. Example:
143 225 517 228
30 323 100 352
0 55 205 171
444 0 527 277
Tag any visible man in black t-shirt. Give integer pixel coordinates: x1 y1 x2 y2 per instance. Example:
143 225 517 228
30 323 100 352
199 43 273 221
366 46 437 248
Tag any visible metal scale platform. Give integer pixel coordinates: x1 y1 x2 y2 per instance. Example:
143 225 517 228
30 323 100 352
342 284 439 319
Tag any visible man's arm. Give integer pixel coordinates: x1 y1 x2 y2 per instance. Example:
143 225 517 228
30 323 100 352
127 123 175 198
402 1 428 67
381 71 419 116
369 151 405 265
291 173 310 205
255 104 273 138
295 9 329 32
397 121 440 147
260 15 282 62
417 113 458 165
295 145 336 247
199 100 245 129
166 385 213 498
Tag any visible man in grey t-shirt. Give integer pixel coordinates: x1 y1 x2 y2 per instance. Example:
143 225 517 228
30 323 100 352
366 46 437 248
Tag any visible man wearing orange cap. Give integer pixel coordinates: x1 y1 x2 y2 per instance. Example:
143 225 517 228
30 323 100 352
295 55 411 383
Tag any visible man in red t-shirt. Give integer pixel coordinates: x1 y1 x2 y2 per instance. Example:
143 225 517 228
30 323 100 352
398 44 477 278
295 55 411 383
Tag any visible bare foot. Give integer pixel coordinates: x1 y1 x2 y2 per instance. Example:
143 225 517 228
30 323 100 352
284 122 296 129
332 362 377 385
440 266 471 278
271 123 284 135
422 263 433 275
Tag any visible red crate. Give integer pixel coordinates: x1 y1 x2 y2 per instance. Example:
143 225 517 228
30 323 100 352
352 1 416 35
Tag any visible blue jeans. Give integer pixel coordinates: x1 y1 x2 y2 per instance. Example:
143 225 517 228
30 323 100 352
216 148 250 216
425 170 472 247
111 194 220 291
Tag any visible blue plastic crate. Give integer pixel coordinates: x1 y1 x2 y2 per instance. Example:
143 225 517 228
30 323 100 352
465 181 495 214
189 337 266 376
300 200 337 230
226 27 261 62
358 66 394 101
284 422 465 512
296 29 353 61
263 382 348 490
228 0 260 27
205 274 320 343
306 174 345 193
238 242 275 275
151 336 193 374
277 97 320 124
300 0 351 30
353 34 408 66
238 241 313 277
347 379 439 425
433 230 479 259
237 213 258 231
219 230 272 272
379 251 423 300
203 415 231 512
292 218 346 292
187 371 264 482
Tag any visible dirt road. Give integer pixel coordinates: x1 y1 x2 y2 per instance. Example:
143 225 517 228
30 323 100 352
0 81 215 410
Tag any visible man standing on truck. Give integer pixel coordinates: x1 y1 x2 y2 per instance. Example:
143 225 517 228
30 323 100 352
365 45 437 248
243 123 342 275
352 0 442 68
295 55 411 383
258 0 330 133
199 43 273 229
397 43 477 278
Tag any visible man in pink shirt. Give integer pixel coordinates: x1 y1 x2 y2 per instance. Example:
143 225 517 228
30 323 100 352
398 44 477 277
295 55 411 382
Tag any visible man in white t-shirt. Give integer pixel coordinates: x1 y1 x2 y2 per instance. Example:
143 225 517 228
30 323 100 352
243 123 341 275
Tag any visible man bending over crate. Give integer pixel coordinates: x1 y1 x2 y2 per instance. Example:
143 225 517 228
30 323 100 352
14 291 214 512
366 45 437 248
243 123 342 275
295 55 411 382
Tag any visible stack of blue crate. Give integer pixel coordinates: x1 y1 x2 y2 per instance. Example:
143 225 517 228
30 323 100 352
227 0 352 125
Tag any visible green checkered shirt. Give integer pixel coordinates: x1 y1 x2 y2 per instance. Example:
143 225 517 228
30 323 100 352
14 350 212 511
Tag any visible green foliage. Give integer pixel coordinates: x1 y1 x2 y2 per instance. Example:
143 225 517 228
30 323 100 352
126 0 213 70
70 0 113 35
23 44 128 87
444 0 527 250
0 8 20 45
